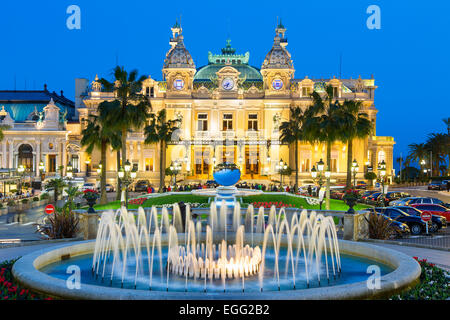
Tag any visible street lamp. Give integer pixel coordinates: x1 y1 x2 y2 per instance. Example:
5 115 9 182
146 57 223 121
378 160 387 201
67 161 73 180
170 160 182 186
39 160 45 183
85 158 91 177
310 160 327 210
276 159 287 189
118 160 136 209
0 106 7 121
351 159 359 187
17 165 25 194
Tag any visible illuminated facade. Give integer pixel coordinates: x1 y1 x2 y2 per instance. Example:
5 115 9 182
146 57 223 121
0 22 395 187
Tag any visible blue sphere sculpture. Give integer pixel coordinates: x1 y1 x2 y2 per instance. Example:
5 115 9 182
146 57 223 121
213 168 241 186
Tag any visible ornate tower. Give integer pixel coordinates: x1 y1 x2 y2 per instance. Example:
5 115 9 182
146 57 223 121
261 20 295 97
162 21 196 97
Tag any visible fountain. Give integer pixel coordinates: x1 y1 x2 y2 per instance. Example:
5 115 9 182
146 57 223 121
12 201 422 300
90 202 341 292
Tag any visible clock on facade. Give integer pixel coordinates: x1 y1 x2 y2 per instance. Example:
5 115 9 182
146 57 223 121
272 79 283 90
173 78 185 90
222 78 235 90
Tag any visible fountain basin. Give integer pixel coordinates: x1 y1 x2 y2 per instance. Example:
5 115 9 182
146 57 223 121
12 238 420 300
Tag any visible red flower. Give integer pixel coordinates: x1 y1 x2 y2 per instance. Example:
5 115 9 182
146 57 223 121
413 256 418 260
3 296 8 300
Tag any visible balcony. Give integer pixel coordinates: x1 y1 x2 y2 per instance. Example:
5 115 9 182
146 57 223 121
194 131 210 139
221 131 236 140
245 130 261 139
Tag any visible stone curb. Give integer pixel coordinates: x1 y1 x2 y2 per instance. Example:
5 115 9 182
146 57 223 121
12 239 421 300
0 237 84 250
362 239 450 252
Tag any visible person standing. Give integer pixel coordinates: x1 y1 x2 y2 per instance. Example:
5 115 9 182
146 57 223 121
446 180 450 192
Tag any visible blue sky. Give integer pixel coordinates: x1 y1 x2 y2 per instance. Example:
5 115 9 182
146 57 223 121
0 0 448 169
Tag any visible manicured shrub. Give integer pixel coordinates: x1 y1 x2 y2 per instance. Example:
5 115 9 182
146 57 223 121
21 199 29 204
391 258 450 300
33 196 39 202
0 259 53 300
40 193 50 200
7 200 15 207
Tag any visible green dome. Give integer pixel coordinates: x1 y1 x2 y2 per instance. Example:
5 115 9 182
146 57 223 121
194 64 262 81
194 40 263 82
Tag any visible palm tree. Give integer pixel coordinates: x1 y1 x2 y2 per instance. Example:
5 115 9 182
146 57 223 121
339 100 372 189
407 143 428 174
280 106 306 192
303 85 344 209
45 178 67 202
443 117 450 135
98 66 151 196
144 109 181 192
425 133 447 176
81 114 121 204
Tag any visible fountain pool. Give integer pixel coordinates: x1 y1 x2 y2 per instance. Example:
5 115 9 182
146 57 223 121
12 202 422 300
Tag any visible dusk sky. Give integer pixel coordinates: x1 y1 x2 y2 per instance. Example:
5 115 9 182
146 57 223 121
0 0 448 169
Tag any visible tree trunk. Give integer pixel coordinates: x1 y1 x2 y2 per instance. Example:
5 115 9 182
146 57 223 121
346 139 353 189
159 140 165 192
326 141 331 210
121 128 127 169
100 140 108 205
294 140 299 193
115 150 121 201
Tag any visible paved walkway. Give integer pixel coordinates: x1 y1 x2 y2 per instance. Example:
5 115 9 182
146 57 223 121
367 242 450 271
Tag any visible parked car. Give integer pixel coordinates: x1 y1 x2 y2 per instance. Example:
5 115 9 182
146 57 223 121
380 192 410 206
105 184 115 193
134 180 150 192
82 183 96 191
373 207 430 235
366 192 382 204
410 203 450 221
407 197 447 206
356 181 368 189
428 180 445 190
360 190 378 202
395 206 447 232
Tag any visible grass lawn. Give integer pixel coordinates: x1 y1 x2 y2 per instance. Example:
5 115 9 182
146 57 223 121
240 194 370 211
92 193 369 212
93 194 212 211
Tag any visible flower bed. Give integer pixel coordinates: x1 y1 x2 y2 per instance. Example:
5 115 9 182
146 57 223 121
391 257 450 300
1 259 52 300
129 198 146 206
252 201 295 209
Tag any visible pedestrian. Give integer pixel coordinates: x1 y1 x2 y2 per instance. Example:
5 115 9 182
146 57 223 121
447 180 450 192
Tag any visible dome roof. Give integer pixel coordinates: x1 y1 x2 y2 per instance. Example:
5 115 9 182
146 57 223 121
261 36 293 70
194 64 262 81
164 35 196 69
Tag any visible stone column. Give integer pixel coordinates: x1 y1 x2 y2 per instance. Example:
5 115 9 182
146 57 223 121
2 140 6 168
9 141 13 169
62 141 67 175
35 140 41 178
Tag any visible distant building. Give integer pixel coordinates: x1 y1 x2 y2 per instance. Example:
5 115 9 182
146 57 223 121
0 22 395 188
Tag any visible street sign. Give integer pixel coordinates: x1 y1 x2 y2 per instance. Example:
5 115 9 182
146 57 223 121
45 204 55 215
421 212 432 222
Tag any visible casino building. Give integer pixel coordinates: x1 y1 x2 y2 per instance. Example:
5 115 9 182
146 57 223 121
0 22 395 188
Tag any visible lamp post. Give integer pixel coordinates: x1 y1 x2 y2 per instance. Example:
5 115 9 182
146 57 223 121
351 159 359 187
118 160 136 209
170 161 182 186
17 164 25 194
378 160 387 202
39 160 45 184
310 159 328 210
0 106 7 121
66 161 73 188
85 158 91 177
276 159 287 189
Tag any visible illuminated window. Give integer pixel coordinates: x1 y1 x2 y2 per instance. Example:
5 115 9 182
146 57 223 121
145 158 154 172
248 114 258 131
197 113 208 131
223 114 233 131
378 150 386 163
302 87 312 97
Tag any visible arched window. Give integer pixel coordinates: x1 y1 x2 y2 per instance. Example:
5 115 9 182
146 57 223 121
18 144 33 170
378 150 386 163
